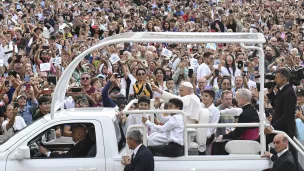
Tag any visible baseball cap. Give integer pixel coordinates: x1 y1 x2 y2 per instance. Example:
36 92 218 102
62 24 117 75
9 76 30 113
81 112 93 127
17 94 27 100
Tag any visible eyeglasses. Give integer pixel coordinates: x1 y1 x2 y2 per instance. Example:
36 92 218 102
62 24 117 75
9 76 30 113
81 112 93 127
222 82 230 85
82 77 90 80
137 73 146 76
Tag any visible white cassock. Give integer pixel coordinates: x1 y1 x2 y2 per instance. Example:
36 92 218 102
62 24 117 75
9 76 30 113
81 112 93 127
160 91 201 124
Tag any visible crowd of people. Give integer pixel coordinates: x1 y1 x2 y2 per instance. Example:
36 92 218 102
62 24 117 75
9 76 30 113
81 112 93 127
0 0 304 170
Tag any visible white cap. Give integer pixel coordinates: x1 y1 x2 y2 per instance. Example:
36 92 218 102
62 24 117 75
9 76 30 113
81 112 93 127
181 82 193 89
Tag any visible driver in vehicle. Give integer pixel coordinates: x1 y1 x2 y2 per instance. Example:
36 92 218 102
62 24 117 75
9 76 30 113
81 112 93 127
38 124 93 157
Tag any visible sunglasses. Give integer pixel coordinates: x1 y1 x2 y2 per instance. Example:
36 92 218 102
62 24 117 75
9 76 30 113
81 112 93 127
82 77 90 80
137 73 146 76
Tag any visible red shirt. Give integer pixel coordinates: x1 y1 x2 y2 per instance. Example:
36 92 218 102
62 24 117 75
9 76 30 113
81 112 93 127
86 86 96 96
182 14 189 21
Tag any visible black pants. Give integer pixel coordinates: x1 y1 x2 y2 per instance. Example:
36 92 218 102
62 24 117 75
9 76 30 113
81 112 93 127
148 142 184 157
258 134 303 171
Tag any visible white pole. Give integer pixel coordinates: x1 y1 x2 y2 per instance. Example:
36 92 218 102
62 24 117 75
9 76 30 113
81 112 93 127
51 33 265 119
239 43 266 155
293 137 304 152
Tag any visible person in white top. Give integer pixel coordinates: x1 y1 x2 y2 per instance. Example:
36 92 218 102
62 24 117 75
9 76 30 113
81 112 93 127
2 105 26 140
142 98 184 157
151 81 201 124
124 96 151 133
201 89 220 140
196 52 215 84
221 55 241 86
153 68 167 98
58 16 67 32
0 32 14 66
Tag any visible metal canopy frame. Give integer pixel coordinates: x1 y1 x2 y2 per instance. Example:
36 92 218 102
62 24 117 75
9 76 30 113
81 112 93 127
50 32 266 153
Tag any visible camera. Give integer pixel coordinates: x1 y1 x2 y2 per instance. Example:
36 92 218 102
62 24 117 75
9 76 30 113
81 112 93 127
256 73 276 92
288 66 304 86
256 67 304 91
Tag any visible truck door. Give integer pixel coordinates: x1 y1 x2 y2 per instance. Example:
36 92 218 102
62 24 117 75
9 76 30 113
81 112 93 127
6 120 105 171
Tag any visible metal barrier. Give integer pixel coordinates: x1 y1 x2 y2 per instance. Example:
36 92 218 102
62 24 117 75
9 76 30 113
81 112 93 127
293 137 304 152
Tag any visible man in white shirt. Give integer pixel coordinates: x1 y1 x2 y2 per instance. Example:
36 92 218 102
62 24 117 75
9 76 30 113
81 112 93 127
0 32 14 66
216 90 234 136
142 98 184 157
152 81 201 124
201 89 220 142
2 105 26 140
197 52 215 84
124 96 151 133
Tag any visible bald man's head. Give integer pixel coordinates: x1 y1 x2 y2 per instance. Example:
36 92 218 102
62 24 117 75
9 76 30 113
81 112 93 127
273 134 288 153
72 124 87 142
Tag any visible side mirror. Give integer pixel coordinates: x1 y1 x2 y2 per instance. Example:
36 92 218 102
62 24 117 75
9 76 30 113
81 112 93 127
15 146 30 160
46 129 56 143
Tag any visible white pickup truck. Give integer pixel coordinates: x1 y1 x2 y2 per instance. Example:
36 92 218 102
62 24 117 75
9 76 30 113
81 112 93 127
0 107 272 171
1 32 303 171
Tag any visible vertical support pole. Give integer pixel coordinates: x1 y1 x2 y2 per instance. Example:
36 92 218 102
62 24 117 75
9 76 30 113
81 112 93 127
258 43 266 155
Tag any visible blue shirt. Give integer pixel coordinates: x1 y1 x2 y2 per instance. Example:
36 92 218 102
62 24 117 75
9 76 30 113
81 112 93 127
18 100 38 125
174 10 184 17
102 81 116 107
7 86 15 104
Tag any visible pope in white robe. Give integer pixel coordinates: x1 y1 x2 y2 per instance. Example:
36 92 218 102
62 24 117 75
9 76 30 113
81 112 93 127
152 81 201 124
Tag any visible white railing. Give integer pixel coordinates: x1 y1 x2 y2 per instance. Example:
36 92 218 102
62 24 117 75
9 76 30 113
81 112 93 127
123 99 165 112
240 42 266 154
293 137 304 152
123 109 267 156
124 110 188 156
